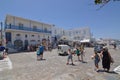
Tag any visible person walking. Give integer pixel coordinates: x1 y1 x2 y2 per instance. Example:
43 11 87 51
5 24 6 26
76 48 81 61
113 43 116 49
66 49 74 65
3 48 8 58
91 51 100 72
80 46 84 62
39 44 44 60
100 47 113 72
36 47 40 61
82 44 85 59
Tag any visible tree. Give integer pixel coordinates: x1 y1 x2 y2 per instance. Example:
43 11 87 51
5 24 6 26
95 0 102 4
94 0 119 4
94 0 119 10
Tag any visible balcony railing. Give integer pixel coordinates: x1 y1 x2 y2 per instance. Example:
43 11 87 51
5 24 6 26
5 25 52 34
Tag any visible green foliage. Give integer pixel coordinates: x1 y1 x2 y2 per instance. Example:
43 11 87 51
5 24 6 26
95 0 102 4
94 0 119 10
94 0 111 4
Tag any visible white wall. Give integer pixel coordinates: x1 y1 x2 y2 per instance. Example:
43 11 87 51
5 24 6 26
5 15 53 47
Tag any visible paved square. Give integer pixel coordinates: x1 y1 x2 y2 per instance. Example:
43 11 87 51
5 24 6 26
0 48 120 80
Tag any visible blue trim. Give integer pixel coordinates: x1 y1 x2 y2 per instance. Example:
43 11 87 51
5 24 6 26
5 25 52 34
6 32 11 42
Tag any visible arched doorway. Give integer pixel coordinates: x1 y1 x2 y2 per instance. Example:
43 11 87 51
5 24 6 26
14 39 23 50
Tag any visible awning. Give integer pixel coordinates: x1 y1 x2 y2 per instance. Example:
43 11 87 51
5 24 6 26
60 36 67 40
80 39 90 43
60 36 71 41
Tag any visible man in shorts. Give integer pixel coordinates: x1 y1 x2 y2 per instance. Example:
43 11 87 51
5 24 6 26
39 44 44 60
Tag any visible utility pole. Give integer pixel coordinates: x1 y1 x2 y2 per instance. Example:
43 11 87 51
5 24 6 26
0 22 3 46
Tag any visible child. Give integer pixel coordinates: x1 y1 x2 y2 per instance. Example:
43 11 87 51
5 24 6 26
91 51 100 72
36 47 40 61
66 49 74 65
76 48 80 61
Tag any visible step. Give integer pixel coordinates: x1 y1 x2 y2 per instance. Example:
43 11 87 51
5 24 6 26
0 57 13 71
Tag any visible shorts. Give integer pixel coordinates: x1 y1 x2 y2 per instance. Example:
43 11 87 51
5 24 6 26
40 52 43 55
37 54 40 56
68 55 72 60
77 54 80 56
94 59 100 65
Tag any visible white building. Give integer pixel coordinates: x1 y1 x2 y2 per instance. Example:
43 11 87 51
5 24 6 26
52 26 92 42
4 15 93 50
52 26 65 40
66 27 92 41
5 15 53 50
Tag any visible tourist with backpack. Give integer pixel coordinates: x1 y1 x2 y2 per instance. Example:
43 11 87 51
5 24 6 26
39 44 44 60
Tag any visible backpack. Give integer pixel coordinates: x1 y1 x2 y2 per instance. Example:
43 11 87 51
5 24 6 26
36 50 40 55
39 46 44 53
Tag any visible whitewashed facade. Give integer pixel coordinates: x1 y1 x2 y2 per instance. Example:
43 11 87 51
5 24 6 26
66 27 92 41
52 26 65 40
5 15 53 50
52 27 92 42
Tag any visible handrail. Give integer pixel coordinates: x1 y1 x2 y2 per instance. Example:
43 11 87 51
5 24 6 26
5 25 52 34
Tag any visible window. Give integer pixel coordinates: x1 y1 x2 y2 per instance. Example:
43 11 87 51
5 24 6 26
16 34 20 36
33 26 37 31
54 30 57 34
44 28 47 31
31 35 34 37
19 23 23 26
25 34 27 38
6 32 11 42
76 31 78 34
30 40 35 42
18 23 23 29
9 23 11 28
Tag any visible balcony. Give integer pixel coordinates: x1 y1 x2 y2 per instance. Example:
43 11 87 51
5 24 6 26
5 25 52 34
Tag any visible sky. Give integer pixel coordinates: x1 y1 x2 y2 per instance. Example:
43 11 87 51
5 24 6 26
0 0 120 40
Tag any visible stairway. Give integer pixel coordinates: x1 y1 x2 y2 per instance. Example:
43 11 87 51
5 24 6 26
0 57 12 71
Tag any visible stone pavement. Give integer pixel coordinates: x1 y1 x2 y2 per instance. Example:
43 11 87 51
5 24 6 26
0 48 120 80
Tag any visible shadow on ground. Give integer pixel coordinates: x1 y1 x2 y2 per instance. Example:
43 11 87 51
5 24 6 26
98 69 118 74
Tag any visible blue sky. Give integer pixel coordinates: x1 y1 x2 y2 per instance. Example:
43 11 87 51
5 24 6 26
0 0 120 39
